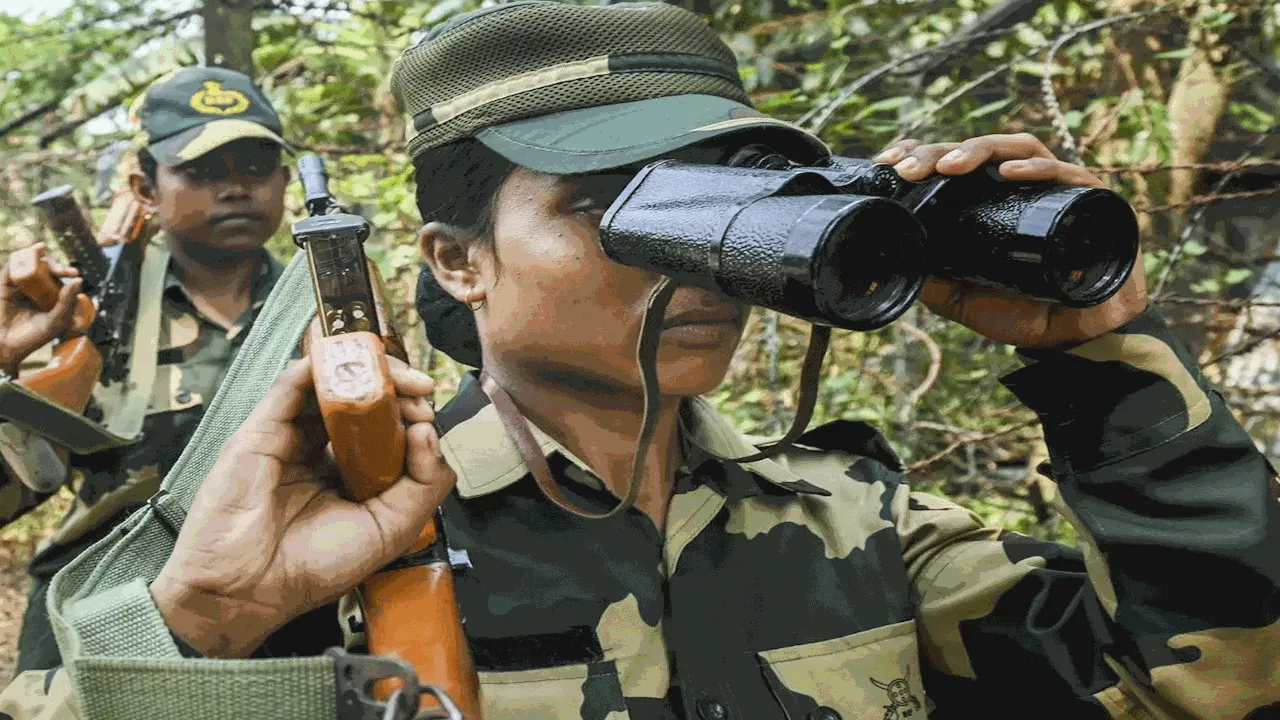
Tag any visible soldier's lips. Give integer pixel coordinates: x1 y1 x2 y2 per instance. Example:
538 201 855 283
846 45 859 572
660 309 743 349
210 211 266 226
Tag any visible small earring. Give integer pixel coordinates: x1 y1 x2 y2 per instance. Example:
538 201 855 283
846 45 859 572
465 288 486 312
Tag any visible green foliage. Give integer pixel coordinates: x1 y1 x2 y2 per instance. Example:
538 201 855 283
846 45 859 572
2 0 1278 545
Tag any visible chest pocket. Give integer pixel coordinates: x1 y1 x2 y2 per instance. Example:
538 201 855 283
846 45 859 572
756 620 928 720
477 660 631 720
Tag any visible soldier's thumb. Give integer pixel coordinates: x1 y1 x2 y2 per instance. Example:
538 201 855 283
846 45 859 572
37 278 83 339
364 422 455 552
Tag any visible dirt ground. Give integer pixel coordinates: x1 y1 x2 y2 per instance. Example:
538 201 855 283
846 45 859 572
0 489 73 681
1 543 32 681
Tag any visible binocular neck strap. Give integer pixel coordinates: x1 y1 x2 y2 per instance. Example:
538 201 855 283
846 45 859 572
478 278 830 520
476 278 677 520
696 322 830 464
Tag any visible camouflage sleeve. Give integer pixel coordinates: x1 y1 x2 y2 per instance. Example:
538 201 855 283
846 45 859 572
0 668 82 719
900 306 1280 719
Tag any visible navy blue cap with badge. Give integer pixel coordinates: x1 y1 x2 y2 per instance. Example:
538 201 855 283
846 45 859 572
130 66 289 166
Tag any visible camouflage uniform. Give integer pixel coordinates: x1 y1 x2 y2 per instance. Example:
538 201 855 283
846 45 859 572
4 4 1278 717
0 247 283 674
3 305 1278 719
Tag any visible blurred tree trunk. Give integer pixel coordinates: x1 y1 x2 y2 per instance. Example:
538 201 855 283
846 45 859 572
203 0 256 77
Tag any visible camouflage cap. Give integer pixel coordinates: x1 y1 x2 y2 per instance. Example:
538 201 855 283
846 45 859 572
129 66 288 166
390 1 829 174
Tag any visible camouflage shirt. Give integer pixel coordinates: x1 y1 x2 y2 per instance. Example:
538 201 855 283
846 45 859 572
3 306 1278 719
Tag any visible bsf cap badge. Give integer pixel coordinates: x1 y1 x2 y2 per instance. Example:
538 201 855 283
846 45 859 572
189 81 251 115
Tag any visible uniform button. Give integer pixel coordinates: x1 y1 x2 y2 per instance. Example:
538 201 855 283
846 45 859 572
697 699 728 720
807 708 841 720
175 390 191 403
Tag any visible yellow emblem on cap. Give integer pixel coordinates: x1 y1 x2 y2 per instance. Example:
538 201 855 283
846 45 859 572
189 81 250 115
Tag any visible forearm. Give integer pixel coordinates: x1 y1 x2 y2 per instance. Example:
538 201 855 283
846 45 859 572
997 305 1278 708
1002 306 1276 572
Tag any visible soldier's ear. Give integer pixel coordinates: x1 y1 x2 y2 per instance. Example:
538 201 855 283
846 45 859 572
419 222 485 305
128 171 158 210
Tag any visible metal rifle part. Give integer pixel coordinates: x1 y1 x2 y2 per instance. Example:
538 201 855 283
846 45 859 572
30 186 143 387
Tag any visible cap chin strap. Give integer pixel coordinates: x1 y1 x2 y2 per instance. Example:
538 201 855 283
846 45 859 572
478 278 831 519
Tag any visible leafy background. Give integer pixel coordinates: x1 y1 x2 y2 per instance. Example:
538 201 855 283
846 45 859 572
1 0 1279 676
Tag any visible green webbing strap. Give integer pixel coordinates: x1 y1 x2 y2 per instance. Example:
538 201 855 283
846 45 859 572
104 246 170 439
46 252 344 720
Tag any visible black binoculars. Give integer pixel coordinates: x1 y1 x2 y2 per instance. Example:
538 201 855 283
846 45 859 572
599 145 1139 331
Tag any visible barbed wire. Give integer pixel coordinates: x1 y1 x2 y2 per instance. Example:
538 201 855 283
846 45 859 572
893 45 1042 142
1154 123 1280 294
905 417 1040 474
1134 186 1280 214
800 25 1025 132
0 0 152 50
1153 295 1280 309
1042 9 1173 164
1093 159 1280 175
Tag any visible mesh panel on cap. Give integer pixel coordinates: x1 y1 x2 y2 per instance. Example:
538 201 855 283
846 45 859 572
407 72 747 157
391 2 748 157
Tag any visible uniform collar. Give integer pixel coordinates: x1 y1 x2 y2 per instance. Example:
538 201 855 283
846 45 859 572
436 372 827 500
161 243 282 300
161 244 283 334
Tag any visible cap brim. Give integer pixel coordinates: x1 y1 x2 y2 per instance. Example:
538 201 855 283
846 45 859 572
474 95 829 175
149 118 291 166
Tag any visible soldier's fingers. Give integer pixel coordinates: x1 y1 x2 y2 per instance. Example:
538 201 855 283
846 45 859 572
0 261 17 302
893 142 962 181
36 279 83 337
404 423 454 494
399 395 435 424
389 363 434 398
934 133 1057 175
999 158 1105 188
362 424 456 550
47 262 81 279
873 139 924 166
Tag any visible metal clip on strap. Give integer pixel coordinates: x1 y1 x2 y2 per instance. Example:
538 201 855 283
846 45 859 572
327 647 462 720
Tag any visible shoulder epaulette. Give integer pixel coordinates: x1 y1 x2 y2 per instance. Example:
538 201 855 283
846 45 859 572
795 419 903 472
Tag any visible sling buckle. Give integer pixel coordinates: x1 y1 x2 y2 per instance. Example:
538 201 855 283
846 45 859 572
327 647 462 720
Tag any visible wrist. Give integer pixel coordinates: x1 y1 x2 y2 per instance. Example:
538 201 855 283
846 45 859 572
149 571 270 659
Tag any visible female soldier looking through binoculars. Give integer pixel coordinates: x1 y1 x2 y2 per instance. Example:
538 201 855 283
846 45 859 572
3 4 1275 720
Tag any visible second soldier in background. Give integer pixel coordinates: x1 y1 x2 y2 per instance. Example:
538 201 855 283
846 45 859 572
0 66 303 673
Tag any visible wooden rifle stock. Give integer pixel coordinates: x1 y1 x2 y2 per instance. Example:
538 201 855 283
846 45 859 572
96 190 155 247
293 154 481 720
8 244 100 412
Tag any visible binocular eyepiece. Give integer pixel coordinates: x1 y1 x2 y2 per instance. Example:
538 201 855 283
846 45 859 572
599 145 1139 332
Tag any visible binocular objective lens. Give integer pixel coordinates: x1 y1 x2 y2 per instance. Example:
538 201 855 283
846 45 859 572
1042 191 1139 307
813 199 925 330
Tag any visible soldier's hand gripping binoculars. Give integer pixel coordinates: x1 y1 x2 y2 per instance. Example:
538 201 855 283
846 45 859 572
599 145 1139 331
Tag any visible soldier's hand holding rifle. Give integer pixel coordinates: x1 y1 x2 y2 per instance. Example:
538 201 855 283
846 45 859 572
149 355 456 659
0 245 84 376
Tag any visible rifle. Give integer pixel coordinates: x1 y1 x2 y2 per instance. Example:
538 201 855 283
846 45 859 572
0 187 149 494
14 186 148 408
293 154 480 720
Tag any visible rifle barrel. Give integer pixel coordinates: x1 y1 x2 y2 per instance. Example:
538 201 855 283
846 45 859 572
298 153 334 217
